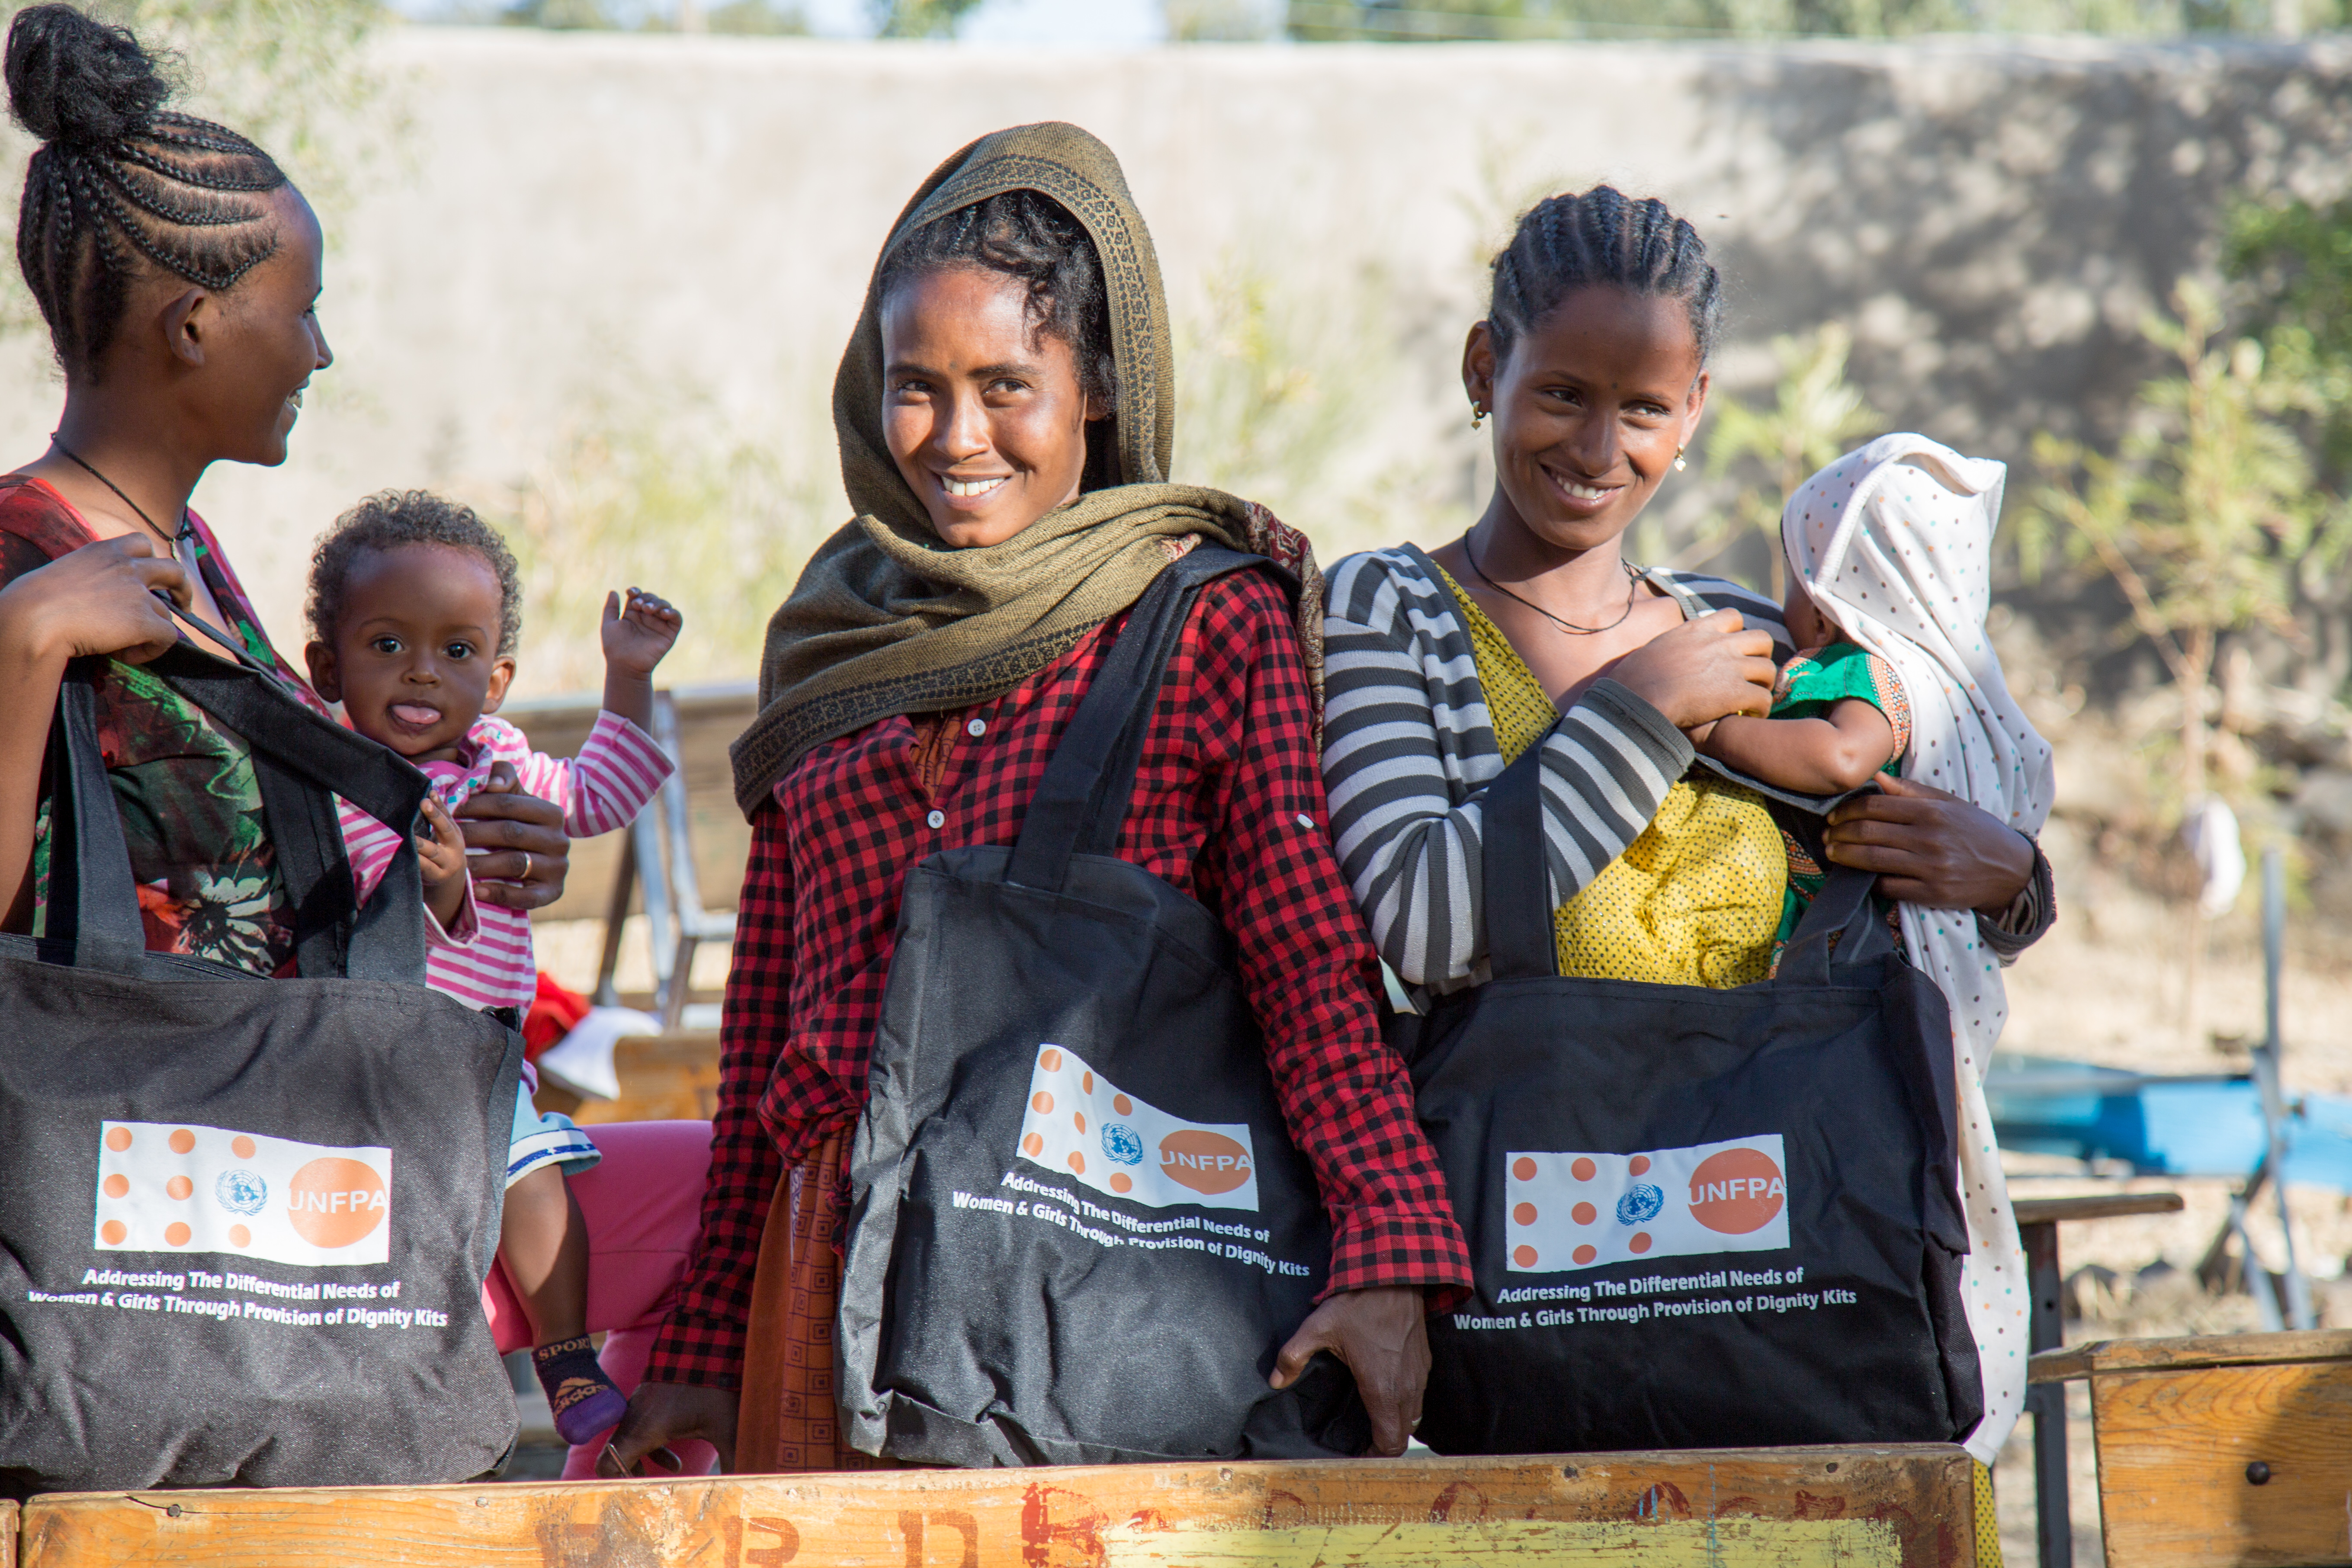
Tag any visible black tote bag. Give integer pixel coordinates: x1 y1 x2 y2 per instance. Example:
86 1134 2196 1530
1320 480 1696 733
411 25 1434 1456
1409 743 1981 1455
837 548 1369 1467
0 642 523 1494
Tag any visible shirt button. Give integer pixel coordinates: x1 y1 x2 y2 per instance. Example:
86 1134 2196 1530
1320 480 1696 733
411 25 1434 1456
927 809 946 830
966 718 987 738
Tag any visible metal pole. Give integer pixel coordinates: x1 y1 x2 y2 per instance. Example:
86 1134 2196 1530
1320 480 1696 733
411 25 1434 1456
2258 847 2316 1330
2024 1218 2072 1568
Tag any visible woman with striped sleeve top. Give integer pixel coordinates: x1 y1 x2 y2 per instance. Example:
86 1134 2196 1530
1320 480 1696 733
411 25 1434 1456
1324 187 2052 1002
1321 191 2053 1549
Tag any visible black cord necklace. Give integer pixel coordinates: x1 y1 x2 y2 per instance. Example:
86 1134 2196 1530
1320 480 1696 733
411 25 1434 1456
1463 534 1642 636
53 441 192 549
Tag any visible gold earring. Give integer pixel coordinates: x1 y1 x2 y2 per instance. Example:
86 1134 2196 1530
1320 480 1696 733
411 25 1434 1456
1470 405 1487 431
1674 446 1687 473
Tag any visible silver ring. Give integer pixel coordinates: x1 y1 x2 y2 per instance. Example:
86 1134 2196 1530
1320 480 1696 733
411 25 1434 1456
520 852 533 881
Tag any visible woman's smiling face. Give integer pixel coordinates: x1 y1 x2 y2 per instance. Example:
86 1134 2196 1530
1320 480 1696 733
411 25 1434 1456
1465 285 1708 553
880 265 1098 548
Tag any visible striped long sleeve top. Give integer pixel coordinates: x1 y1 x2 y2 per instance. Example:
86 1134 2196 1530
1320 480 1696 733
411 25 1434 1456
338 711 672 1012
1321 544 2048 992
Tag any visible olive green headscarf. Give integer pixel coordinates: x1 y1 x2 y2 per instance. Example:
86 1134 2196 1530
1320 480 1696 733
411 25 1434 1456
730 122 1306 817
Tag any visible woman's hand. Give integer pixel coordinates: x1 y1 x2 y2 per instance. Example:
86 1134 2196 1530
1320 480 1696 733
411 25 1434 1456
452 761 571 911
1824 773 2035 916
0 534 190 669
599 1381 738 1477
1607 610 1777 732
1270 1286 1430 1456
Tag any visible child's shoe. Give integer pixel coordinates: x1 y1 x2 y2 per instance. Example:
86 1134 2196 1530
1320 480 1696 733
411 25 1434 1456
532 1334 630 1447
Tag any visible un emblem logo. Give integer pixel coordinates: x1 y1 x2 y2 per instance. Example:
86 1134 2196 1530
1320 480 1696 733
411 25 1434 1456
1100 1123 1144 1166
1615 1182 1665 1225
215 1169 267 1216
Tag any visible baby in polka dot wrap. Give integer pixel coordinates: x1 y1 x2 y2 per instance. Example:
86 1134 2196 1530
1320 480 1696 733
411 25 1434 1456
1700 433 2056 1466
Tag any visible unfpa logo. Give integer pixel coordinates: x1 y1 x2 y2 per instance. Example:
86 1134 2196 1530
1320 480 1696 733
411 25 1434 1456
1158 1130 1253 1196
94 1121 393 1267
1504 1134 1791 1274
1014 1045 1261 1212
1688 1147 1787 1235
286 1158 389 1249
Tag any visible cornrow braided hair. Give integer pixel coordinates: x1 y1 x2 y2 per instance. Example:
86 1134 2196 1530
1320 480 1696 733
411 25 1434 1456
7 4 289 375
877 188 1120 487
1488 185 1723 367
308 491 525 659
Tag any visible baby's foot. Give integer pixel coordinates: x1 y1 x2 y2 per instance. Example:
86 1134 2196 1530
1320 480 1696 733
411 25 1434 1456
532 1334 630 1447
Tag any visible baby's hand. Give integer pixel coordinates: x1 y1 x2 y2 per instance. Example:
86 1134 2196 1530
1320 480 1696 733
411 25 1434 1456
415 795 468 888
603 588 682 681
415 795 472 930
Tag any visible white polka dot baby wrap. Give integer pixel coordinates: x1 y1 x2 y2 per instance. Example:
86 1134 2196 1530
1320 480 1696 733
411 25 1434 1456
1781 433 2058 1465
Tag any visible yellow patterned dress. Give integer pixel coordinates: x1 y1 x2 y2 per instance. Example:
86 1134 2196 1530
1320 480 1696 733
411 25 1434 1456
1442 570 1784 988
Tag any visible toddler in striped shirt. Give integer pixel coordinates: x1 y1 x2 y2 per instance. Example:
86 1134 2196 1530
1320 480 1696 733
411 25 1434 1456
302 491 679 1448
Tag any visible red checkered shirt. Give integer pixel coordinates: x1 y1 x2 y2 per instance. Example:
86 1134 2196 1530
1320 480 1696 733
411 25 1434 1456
647 569 1472 1389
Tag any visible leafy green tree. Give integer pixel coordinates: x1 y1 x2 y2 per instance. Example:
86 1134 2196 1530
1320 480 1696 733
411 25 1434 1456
2227 196 2352 487
1688 323 1879 601
2023 281 2332 808
867 0 979 35
1282 0 2319 37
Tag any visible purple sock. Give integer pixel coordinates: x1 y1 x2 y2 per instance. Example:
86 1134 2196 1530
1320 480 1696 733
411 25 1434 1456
533 1335 629 1447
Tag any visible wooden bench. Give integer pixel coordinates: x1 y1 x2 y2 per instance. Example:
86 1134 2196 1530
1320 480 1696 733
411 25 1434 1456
2013 1190 2187 1568
11 1446 1974 1566
2030 1328 2352 1568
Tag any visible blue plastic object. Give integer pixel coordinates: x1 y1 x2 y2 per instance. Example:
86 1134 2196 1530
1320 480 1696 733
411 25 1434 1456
1986 1053 2352 1192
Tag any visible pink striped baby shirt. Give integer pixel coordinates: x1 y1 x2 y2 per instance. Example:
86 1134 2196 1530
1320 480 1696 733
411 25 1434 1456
339 711 673 1012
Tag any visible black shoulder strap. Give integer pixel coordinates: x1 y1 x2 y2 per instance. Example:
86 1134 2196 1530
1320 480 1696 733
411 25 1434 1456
42 631 430 983
1005 547 1267 892
1478 743 1557 982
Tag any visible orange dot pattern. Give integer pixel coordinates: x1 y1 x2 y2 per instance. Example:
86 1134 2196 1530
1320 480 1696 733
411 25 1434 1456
1511 1202 1537 1227
231 1136 257 1159
1512 1157 1537 1182
100 1221 126 1244
105 1128 132 1152
166 1176 193 1201
1571 1202 1596 1226
168 1129 196 1154
102 1174 129 1199
164 1222 191 1247
228 1225 251 1248
1512 1245 1538 1268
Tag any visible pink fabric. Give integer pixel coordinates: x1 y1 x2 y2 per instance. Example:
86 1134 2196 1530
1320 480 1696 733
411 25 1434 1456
481 1118 716 1478
342 711 673 1011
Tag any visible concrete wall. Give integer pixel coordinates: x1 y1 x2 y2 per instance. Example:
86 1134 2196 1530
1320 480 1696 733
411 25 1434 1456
7 28 2344 692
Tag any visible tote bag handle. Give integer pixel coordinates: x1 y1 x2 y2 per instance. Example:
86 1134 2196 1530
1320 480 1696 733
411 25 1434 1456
1478 738 1891 986
41 619 433 983
1005 547 1267 894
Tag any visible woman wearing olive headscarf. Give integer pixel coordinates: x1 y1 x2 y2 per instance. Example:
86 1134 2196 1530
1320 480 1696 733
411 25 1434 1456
609 124 1469 1474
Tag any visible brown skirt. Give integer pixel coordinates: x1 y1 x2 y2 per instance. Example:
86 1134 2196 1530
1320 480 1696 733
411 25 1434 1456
733 1130 897 1473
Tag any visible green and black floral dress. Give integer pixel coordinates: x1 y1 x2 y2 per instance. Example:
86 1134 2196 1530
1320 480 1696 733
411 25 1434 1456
0 475 321 976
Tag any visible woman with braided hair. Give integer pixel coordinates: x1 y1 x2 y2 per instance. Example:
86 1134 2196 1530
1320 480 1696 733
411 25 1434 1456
1320 186 2054 1557
0 6 737 1482
0 4 578 959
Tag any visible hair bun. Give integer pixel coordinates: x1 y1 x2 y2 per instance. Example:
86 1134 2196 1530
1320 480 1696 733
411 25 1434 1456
6 4 169 150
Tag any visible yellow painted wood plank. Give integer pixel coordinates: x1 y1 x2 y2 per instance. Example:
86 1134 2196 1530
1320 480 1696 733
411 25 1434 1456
1101 1518 1901 1567
20 1446 1971 1568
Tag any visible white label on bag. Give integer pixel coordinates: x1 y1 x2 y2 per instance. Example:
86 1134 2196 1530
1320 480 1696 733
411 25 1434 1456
1505 1135 1789 1273
1015 1045 1260 1212
93 1122 393 1267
